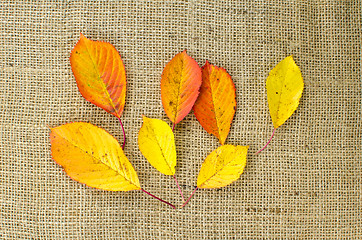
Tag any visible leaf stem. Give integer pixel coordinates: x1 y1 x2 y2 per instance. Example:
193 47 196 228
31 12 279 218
118 118 126 150
181 187 198 208
141 188 176 209
255 128 276 155
173 175 185 202
170 123 184 201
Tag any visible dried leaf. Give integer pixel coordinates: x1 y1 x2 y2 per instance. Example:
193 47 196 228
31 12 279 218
197 145 248 189
50 122 140 191
70 33 126 118
267 56 304 129
193 61 236 144
138 116 176 175
161 50 202 124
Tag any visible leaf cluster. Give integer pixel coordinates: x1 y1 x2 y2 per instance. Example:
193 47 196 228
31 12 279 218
50 34 304 209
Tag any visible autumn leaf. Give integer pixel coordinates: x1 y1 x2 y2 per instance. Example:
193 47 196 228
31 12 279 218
138 116 176 176
50 122 140 191
267 56 304 128
70 33 126 118
256 55 304 154
138 116 185 200
161 50 202 125
193 61 236 145
181 145 248 208
197 145 248 189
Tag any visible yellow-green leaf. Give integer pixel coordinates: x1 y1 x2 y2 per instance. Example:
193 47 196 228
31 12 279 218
267 55 304 129
197 145 248 189
50 122 141 191
138 116 176 175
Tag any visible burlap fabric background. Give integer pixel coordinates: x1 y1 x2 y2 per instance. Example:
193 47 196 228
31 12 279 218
1 0 361 239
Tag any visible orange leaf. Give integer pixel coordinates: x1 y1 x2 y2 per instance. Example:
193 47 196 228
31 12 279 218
161 50 202 124
193 61 236 144
50 122 141 191
70 33 126 118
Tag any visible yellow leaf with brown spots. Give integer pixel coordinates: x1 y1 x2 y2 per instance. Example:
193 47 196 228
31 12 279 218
138 116 176 175
197 145 248 189
50 122 140 191
255 56 304 154
267 56 304 129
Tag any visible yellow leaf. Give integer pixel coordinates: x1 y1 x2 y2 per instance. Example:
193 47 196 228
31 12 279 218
138 116 176 175
50 122 140 191
267 56 304 129
197 145 248 189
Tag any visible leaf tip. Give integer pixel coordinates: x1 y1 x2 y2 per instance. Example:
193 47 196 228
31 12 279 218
203 60 211 68
79 32 86 39
287 55 294 62
141 115 149 122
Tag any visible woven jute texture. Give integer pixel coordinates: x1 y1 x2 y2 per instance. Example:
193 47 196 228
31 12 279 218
1 0 361 239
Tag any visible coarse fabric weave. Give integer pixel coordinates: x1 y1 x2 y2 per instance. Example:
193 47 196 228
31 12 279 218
1 0 361 239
